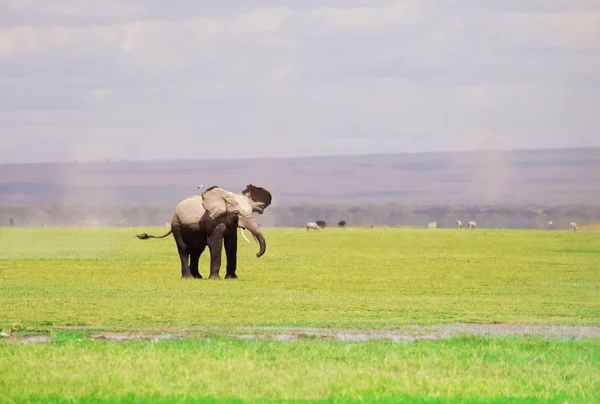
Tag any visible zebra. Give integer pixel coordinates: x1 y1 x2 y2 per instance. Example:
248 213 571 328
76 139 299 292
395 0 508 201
469 220 478 229
570 222 578 232
306 222 321 231
428 221 438 228
548 221 553 230
457 220 463 229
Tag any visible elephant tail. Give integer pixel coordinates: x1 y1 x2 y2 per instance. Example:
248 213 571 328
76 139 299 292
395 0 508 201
136 230 172 240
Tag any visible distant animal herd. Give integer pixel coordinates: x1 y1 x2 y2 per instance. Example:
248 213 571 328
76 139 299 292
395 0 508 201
306 219 580 231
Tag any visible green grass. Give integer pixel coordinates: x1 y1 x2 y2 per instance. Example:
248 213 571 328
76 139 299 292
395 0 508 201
1 334 599 403
1 227 599 402
0 227 599 328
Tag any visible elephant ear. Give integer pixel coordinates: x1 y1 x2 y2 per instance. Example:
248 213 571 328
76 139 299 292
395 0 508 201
241 184 272 214
201 186 238 219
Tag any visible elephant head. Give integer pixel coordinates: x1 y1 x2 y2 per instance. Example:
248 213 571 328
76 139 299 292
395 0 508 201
201 184 272 257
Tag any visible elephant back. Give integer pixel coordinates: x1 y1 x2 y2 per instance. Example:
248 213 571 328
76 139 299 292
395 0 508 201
174 196 206 226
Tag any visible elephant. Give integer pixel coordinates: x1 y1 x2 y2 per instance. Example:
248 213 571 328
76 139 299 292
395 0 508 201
469 220 478 229
570 222 578 232
136 184 272 279
306 222 320 231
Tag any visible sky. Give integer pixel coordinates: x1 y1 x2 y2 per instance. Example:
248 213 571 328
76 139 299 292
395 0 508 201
0 0 599 163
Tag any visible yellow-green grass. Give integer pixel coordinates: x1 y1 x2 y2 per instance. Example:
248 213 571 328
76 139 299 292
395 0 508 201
0 227 598 329
0 335 598 403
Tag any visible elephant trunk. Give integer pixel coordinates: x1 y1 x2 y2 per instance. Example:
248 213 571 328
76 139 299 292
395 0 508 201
239 215 266 257
253 232 266 258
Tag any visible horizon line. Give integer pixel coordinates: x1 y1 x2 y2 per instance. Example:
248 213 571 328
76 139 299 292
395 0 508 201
1 145 598 166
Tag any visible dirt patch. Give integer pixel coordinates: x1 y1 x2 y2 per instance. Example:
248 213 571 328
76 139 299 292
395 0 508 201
580 222 600 232
1 334 51 344
90 324 600 343
3 324 599 344
92 333 188 342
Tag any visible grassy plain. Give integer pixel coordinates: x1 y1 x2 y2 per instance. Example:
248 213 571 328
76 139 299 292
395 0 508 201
0 227 598 328
0 227 599 402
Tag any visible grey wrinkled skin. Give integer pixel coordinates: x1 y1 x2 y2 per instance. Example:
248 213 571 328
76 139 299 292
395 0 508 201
137 184 272 279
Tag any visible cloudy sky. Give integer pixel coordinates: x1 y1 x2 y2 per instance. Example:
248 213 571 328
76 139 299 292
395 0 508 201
1 1 599 163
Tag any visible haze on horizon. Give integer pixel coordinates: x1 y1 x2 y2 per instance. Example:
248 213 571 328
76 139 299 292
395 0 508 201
1 1 599 164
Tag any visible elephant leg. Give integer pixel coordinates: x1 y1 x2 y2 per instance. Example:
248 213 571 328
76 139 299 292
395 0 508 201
207 223 227 279
179 253 192 279
224 227 238 279
173 230 193 279
189 248 204 279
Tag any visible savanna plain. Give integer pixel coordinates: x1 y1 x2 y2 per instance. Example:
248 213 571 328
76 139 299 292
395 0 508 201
0 227 599 403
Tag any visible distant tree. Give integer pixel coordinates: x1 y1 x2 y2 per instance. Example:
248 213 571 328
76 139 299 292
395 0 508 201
316 220 326 228
338 220 346 227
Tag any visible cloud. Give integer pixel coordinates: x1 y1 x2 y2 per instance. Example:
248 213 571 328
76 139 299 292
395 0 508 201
0 1 598 163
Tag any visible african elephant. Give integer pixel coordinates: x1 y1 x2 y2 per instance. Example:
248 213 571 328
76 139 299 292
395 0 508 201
306 222 320 231
137 184 272 279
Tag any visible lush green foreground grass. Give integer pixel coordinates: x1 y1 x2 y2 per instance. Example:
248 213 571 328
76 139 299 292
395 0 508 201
1 334 599 403
0 227 598 328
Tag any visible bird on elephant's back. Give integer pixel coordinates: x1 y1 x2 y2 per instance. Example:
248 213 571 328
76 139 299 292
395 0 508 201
137 184 272 279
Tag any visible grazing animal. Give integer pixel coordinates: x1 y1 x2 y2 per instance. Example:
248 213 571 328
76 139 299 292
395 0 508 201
457 220 463 229
137 184 272 279
306 222 321 231
548 221 553 230
570 222 578 232
469 220 478 229
428 221 438 228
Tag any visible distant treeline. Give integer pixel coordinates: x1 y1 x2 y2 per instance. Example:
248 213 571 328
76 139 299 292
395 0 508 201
1 204 599 230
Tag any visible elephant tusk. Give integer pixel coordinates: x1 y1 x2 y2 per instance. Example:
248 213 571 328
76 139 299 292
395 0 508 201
239 228 251 243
